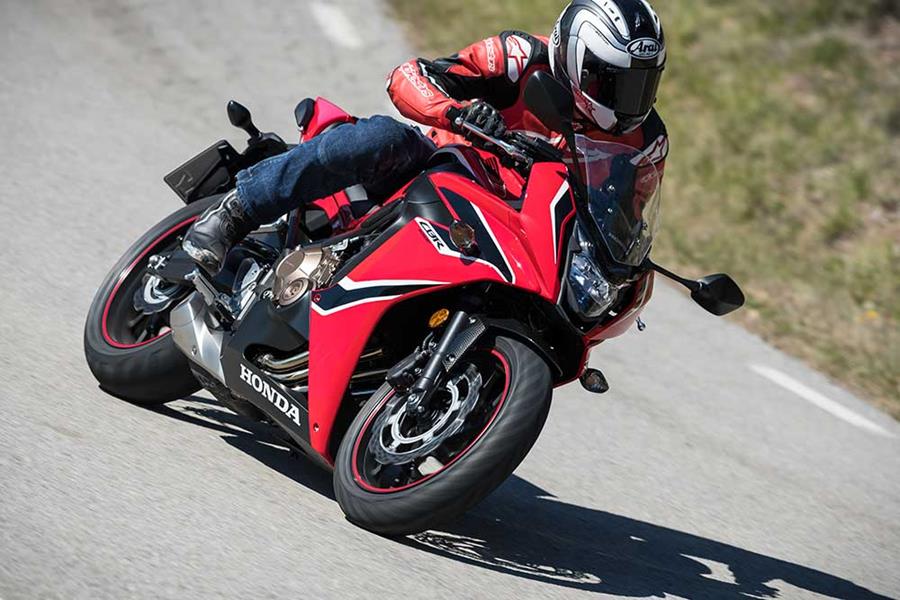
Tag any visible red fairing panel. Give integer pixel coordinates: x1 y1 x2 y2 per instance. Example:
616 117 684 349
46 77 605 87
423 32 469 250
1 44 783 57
561 273 655 387
305 170 575 459
301 97 355 141
517 164 576 302
306 221 509 459
588 272 655 343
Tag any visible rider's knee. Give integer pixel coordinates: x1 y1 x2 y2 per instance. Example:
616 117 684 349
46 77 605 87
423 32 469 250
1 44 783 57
317 116 430 183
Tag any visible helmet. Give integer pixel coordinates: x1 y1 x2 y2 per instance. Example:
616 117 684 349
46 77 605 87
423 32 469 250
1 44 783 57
550 0 666 134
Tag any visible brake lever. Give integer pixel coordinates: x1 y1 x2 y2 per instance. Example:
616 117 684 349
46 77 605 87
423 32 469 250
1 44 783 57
507 131 563 162
455 118 532 166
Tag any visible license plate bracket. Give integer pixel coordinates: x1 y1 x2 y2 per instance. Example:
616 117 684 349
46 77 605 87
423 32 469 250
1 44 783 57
164 140 240 203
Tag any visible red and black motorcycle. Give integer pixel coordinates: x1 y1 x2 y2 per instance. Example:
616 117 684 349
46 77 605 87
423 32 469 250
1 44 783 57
84 73 743 535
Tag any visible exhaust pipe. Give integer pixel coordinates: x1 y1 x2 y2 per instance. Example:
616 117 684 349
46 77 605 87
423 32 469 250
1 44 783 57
257 351 310 373
262 349 385 385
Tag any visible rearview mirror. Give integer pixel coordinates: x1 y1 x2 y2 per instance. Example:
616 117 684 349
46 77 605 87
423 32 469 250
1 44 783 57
691 274 746 316
227 100 261 138
524 71 575 134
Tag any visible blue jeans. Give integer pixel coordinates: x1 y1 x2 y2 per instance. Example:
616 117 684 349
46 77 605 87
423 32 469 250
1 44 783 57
235 115 436 224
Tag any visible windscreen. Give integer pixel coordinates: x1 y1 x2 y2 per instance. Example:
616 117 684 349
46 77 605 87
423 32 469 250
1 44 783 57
575 137 661 267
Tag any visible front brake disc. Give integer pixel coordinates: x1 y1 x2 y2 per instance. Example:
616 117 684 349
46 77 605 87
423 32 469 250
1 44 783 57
369 365 482 465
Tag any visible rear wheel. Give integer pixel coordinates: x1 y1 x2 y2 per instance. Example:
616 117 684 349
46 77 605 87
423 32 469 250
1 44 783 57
334 335 552 536
83 197 219 404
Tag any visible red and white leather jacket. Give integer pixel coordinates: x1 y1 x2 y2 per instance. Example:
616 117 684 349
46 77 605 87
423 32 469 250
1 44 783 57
387 31 669 173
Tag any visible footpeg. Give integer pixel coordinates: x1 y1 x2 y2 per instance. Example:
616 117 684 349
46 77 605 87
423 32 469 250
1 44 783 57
580 368 610 394
185 269 235 324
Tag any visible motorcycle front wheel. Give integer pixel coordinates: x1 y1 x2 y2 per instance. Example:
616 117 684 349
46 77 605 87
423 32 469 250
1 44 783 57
334 334 552 536
83 196 219 405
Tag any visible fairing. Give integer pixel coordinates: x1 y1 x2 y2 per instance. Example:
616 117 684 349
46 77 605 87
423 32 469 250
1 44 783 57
306 166 576 458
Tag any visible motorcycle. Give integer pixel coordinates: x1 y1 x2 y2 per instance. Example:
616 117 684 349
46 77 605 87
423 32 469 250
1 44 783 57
84 72 744 535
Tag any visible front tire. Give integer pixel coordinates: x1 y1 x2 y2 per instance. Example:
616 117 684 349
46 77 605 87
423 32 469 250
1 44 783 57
334 335 552 536
83 197 219 405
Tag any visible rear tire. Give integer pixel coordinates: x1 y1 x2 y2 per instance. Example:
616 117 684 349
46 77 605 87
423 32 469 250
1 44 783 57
334 335 552 536
83 197 219 405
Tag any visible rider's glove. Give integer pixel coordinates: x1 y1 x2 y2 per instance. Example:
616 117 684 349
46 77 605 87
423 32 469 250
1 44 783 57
449 101 507 140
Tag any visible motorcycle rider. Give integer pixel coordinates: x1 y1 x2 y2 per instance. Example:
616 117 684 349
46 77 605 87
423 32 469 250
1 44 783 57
182 0 669 275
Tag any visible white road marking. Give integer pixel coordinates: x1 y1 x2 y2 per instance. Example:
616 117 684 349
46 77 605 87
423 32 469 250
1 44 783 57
310 2 363 49
750 365 895 438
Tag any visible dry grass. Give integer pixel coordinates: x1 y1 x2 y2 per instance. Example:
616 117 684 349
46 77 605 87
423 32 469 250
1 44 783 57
389 0 900 416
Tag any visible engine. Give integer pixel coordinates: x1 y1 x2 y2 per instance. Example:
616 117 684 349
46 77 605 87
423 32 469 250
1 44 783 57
272 246 341 306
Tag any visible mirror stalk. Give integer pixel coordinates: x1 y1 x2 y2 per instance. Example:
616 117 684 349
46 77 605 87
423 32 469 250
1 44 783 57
643 258 701 292
644 258 746 316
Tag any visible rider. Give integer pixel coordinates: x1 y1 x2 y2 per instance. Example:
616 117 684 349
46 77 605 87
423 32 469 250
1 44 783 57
182 0 669 274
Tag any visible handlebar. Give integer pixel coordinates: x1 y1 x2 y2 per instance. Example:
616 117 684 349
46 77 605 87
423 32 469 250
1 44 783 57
453 118 564 167
454 118 532 164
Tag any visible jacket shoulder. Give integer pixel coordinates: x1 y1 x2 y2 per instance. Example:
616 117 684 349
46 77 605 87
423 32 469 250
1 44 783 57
642 108 667 139
641 109 669 163
498 31 550 83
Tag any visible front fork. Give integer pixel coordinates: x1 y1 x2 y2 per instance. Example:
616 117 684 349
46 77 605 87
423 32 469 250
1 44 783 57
387 310 488 415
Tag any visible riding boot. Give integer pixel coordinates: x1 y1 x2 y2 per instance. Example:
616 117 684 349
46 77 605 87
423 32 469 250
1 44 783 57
182 190 257 275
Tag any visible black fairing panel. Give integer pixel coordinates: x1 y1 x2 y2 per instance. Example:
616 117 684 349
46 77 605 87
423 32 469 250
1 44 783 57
401 174 454 224
221 344 312 446
165 136 289 205
220 294 312 445
231 293 310 352
164 141 239 204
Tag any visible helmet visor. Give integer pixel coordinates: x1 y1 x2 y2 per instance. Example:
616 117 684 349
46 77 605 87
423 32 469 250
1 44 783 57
581 60 663 118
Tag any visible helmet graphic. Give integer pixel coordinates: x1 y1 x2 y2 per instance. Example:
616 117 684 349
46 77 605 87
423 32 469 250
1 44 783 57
550 0 666 134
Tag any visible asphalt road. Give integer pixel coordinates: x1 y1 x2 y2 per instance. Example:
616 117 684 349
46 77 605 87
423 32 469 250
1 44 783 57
1 1 898 599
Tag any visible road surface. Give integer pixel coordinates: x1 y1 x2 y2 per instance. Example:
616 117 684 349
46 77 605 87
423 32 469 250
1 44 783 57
0 1 897 598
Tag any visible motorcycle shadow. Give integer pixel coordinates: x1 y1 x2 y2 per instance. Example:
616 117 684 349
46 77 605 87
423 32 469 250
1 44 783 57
153 398 889 599
403 476 892 600
151 396 335 501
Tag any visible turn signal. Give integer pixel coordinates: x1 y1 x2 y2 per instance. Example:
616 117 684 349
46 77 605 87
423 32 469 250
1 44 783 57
450 220 478 255
580 368 610 394
429 309 450 329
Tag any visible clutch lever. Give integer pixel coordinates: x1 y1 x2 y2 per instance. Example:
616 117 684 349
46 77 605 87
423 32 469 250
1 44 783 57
454 118 532 166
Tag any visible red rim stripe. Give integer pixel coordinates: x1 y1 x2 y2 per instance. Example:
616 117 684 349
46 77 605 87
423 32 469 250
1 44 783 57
351 349 512 494
101 217 198 349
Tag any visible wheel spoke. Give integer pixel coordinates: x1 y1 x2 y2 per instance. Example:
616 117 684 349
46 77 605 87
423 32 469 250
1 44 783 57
126 312 149 329
144 314 162 336
432 445 454 464
481 370 500 395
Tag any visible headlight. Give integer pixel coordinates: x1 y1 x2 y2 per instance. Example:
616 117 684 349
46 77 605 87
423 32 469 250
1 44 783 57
565 248 619 320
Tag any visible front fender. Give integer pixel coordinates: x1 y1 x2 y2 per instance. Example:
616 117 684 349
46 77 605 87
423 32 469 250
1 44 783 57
481 317 564 380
